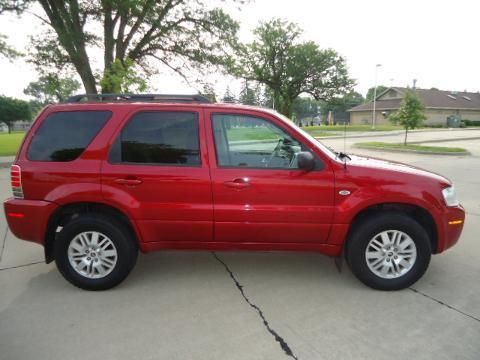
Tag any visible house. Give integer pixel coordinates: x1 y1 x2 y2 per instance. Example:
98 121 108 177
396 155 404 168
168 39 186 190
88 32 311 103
348 87 480 126
0 120 31 132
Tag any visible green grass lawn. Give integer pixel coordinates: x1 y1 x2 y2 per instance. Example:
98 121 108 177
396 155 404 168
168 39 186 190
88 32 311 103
0 132 25 156
227 127 278 141
355 141 468 154
227 126 338 141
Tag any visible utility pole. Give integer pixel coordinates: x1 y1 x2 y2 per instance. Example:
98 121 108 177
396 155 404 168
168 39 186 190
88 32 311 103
372 64 382 130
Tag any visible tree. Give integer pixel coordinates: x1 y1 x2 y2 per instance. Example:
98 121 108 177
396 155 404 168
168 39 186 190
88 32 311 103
239 81 259 106
292 97 321 122
229 18 353 117
321 91 364 115
258 86 274 108
0 34 21 59
1 0 240 93
365 85 387 102
0 3 23 59
24 74 81 103
28 99 44 117
389 90 426 145
222 86 236 103
200 84 217 103
0 96 32 133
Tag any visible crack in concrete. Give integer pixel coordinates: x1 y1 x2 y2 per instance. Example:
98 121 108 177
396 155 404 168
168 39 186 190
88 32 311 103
409 287 480 323
0 227 8 262
212 252 299 360
0 261 44 272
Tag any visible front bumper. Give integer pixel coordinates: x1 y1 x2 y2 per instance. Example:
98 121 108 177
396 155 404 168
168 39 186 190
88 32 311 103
437 205 465 253
3 198 58 245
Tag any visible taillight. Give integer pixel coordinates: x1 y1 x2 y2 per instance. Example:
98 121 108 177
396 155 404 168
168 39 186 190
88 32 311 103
11 165 24 199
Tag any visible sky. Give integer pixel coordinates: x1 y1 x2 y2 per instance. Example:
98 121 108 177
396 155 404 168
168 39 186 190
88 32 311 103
0 0 479 100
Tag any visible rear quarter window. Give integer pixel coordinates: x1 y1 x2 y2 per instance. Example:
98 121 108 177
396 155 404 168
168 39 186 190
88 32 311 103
28 111 111 161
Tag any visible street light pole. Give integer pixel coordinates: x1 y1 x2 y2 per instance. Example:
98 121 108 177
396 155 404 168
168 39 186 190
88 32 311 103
372 64 382 130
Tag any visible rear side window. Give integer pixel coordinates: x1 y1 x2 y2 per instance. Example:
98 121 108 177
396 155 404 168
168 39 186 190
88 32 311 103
28 111 111 162
110 111 200 166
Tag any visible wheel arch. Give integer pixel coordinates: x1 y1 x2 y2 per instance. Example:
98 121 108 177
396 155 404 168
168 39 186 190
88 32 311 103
344 203 438 256
44 202 141 263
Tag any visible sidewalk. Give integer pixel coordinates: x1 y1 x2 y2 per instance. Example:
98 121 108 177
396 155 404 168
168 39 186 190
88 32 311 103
316 128 480 142
0 156 14 167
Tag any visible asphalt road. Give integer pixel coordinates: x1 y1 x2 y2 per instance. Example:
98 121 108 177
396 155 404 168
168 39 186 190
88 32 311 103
0 134 479 360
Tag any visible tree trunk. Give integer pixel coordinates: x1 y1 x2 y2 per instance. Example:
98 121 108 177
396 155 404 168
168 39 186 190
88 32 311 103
38 0 98 95
74 60 98 94
103 2 115 79
404 128 408 145
278 97 293 118
279 103 291 118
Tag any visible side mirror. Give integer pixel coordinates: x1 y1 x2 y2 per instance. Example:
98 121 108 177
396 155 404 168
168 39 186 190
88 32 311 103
297 151 315 171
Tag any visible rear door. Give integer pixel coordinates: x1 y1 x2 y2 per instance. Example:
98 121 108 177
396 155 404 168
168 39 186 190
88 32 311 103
205 109 335 244
101 107 213 244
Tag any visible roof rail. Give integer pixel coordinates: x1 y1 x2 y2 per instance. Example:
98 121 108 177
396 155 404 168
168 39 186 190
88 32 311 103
65 93 212 104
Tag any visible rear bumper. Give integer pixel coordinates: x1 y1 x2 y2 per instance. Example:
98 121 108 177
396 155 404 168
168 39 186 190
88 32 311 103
436 205 465 253
3 198 58 245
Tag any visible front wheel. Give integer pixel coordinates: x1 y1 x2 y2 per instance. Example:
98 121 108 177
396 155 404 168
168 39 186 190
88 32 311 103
346 212 431 290
54 214 138 290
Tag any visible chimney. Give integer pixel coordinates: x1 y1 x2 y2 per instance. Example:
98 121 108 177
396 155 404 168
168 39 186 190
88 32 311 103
412 79 417 90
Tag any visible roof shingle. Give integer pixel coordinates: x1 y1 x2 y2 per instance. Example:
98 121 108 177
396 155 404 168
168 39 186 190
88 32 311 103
349 87 480 112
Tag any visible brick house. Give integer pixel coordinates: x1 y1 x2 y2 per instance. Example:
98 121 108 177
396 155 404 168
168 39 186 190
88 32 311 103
348 87 480 126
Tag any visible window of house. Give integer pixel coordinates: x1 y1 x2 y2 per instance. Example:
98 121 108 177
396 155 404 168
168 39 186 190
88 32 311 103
110 111 200 166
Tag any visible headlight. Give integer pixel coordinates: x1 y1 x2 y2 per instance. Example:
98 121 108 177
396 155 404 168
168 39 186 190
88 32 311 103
442 186 459 207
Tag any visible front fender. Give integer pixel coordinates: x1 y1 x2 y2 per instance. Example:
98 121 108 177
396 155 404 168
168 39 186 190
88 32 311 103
334 187 444 225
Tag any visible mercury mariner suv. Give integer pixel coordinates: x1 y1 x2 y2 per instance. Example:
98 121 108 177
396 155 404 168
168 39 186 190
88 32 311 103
3 93 465 290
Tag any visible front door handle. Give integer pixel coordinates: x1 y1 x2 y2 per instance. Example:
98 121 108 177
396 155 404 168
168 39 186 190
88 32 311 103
114 177 143 186
224 178 250 189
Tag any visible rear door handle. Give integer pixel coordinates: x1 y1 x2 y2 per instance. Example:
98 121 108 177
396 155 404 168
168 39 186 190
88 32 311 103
114 178 143 186
224 178 250 189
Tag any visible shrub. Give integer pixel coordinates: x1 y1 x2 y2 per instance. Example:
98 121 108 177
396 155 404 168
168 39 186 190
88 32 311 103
463 119 480 127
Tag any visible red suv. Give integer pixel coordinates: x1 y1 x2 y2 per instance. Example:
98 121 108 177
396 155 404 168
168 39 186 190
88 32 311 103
3 94 465 290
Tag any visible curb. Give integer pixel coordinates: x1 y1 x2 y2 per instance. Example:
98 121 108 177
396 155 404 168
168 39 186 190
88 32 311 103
353 145 470 156
408 136 480 144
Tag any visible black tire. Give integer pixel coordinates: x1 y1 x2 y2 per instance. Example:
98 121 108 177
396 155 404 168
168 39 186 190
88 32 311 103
54 213 138 290
346 212 431 290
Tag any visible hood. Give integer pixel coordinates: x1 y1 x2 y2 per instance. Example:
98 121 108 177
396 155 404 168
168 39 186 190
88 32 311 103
346 154 451 185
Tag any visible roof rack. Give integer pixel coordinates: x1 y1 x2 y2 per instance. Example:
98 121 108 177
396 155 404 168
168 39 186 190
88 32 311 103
65 93 212 104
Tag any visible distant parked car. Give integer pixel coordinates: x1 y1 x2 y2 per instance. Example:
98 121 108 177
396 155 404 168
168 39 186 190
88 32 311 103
3 93 465 290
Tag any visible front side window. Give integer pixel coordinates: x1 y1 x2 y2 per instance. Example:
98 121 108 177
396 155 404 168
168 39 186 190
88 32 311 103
28 111 111 162
112 111 200 166
212 114 305 169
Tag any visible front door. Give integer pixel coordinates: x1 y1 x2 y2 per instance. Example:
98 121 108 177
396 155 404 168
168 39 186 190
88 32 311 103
101 108 213 243
205 109 334 244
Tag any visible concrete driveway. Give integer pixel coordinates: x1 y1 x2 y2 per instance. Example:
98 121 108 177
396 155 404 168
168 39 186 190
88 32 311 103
1 135 479 360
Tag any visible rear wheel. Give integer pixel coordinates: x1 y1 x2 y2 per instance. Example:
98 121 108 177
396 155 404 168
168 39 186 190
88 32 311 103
346 212 431 290
54 214 138 290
